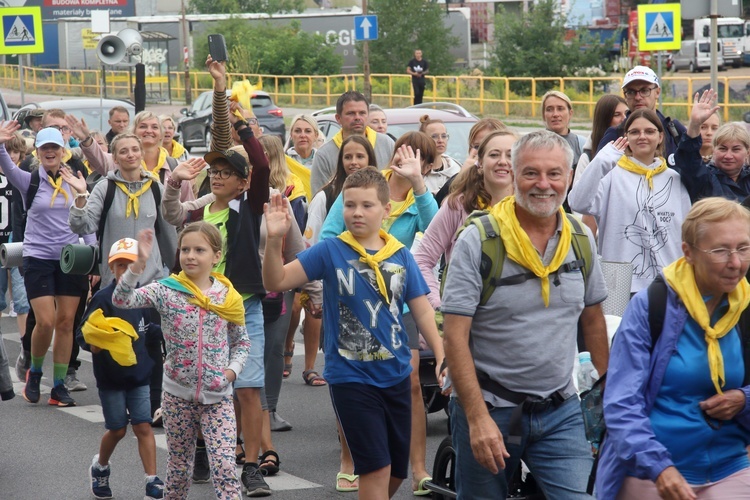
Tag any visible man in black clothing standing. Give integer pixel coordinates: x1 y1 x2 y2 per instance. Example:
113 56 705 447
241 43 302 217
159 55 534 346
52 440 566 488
407 49 429 105
104 106 130 150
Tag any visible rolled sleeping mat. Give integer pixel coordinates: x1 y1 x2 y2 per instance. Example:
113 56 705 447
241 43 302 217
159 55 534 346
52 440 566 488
60 244 100 276
0 242 23 269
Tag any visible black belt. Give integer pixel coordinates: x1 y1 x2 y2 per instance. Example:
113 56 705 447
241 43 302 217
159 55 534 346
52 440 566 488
476 370 573 445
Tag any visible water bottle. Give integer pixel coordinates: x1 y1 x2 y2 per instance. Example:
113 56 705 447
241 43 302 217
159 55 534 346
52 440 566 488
577 352 598 393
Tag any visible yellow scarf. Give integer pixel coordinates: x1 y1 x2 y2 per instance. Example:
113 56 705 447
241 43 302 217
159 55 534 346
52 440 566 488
285 155 312 201
47 171 70 207
490 197 572 307
381 169 415 219
662 257 750 394
168 271 245 326
617 155 667 190
115 179 153 218
81 308 139 366
337 229 404 304
170 140 186 159
82 160 93 175
145 147 169 180
332 126 378 149
285 173 307 202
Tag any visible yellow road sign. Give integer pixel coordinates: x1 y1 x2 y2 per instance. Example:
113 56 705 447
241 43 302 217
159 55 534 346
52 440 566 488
638 3 681 51
0 7 44 55
82 29 99 50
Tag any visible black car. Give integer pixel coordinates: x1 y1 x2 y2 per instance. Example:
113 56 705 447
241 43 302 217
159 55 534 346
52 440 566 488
178 90 285 152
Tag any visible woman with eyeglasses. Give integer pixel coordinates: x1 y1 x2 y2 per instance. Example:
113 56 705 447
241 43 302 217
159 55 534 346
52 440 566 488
419 115 462 196
569 108 691 294
598 197 750 499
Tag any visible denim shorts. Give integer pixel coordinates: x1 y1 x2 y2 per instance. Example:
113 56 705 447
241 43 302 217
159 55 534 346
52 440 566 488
0 267 29 314
234 295 265 389
23 256 89 300
99 384 151 430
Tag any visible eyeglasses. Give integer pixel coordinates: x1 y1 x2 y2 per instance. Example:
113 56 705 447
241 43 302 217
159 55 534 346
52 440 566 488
430 134 450 141
691 244 750 263
625 128 660 138
49 125 71 133
247 118 258 126
624 86 657 98
207 168 236 179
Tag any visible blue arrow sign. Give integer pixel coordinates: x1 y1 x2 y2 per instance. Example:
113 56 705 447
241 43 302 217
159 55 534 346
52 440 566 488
354 15 378 41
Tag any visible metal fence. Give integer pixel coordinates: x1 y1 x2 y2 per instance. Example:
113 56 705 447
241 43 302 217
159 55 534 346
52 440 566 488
2 64 749 122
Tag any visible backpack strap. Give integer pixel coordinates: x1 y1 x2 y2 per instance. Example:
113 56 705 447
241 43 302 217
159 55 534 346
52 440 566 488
24 168 41 213
647 275 668 351
566 213 591 289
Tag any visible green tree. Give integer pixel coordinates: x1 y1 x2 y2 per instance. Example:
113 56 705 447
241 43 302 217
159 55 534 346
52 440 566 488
492 0 612 81
189 0 303 15
363 0 457 75
194 19 343 75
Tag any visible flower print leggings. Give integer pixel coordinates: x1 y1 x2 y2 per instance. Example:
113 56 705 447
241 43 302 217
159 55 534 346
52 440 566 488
162 392 241 500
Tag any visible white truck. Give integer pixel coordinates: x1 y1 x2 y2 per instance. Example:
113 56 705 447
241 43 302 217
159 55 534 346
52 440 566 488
694 17 745 67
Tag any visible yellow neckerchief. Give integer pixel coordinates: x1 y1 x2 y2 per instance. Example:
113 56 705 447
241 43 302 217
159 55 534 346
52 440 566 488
337 229 404 304
476 195 490 210
144 147 169 180
32 148 73 164
662 257 750 394
170 140 186 159
617 155 667 190
115 178 153 218
81 308 139 366
381 169 415 218
332 126 378 149
164 271 245 325
285 173 307 202
46 169 70 207
490 197 572 307
82 160 93 175
285 155 312 201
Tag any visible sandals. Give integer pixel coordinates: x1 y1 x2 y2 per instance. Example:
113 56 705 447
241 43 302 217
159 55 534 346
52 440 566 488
283 342 294 379
336 472 359 492
235 437 246 465
302 369 327 386
258 450 280 476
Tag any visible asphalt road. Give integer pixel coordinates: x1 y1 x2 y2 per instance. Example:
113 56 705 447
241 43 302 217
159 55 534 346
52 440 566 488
0 316 450 499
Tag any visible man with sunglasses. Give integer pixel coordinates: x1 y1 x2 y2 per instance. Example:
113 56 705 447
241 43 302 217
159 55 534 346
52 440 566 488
595 66 686 160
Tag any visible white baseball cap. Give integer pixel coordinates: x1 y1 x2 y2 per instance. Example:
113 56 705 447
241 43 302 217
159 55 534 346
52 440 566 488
108 238 138 264
622 66 660 89
34 127 66 148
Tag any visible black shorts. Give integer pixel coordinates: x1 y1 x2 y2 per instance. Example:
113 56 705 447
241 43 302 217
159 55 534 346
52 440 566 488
330 377 411 478
23 256 89 300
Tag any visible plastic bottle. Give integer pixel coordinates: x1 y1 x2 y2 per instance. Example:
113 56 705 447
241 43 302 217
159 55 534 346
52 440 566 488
577 352 597 392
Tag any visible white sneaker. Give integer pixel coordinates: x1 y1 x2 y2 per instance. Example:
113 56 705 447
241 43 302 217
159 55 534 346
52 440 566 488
64 371 87 392
8 302 16 317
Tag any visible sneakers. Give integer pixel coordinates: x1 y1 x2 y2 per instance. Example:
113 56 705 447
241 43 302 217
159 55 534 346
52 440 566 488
64 370 87 392
145 475 164 500
15 349 29 380
90 455 113 500
192 446 210 483
241 463 272 497
8 302 16 317
49 384 76 407
23 369 42 403
270 411 292 432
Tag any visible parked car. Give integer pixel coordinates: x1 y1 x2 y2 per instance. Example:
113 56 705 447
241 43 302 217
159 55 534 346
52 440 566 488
13 98 136 133
178 90 285 152
670 40 725 73
312 103 478 163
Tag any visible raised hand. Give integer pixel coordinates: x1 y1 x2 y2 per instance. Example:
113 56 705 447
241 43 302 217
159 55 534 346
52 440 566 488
229 102 243 125
264 192 292 240
391 145 424 187
60 166 87 194
206 54 226 82
0 121 20 144
687 89 720 138
136 229 155 265
64 114 91 141
612 136 629 152
172 157 206 182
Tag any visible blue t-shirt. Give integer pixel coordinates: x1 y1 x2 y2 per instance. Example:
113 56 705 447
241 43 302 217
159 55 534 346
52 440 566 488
650 297 750 484
297 238 429 388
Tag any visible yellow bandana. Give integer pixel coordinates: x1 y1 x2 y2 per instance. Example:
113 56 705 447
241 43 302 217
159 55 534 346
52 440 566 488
82 160 93 175
145 147 169 180
168 271 245 326
285 173 307 202
81 308 139 366
662 257 750 394
170 140 186 159
115 179 153 218
490 197 572 307
617 155 667 190
47 171 70 207
332 126 378 149
337 229 404 304
285 155 312 201
381 169 415 219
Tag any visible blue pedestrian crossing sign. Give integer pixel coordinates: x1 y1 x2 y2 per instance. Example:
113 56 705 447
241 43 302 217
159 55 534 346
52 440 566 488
0 7 44 55
354 15 378 42
637 3 681 51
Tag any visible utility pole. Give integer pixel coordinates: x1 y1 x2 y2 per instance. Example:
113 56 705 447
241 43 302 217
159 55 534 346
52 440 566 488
362 0 371 101
182 0 192 105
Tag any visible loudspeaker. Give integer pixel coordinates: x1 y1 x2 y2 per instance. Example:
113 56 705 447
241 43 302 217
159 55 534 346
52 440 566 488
96 28 143 65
